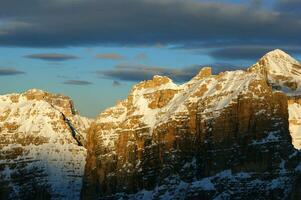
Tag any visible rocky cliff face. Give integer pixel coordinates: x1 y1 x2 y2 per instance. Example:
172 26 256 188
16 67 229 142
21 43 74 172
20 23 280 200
81 50 301 199
0 89 91 199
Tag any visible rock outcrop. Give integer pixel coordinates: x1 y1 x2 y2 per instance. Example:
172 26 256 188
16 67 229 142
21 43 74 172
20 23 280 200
0 89 91 199
81 50 301 199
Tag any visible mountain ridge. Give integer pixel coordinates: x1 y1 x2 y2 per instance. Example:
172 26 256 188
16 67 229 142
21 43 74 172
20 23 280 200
1 49 301 199
81 49 301 199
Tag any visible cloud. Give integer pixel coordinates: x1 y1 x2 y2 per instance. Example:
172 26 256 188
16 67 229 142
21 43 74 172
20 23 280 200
134 53 148 60
0 0 300 52
97 63 242 83
250 0 262 9
0 68 25 76
112 80 122 87
25 53 78 61
62 80 92 85
95 53 124 60
275 0 301 14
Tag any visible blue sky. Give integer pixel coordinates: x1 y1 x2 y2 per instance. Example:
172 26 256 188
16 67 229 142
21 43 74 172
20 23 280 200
0 46 219 117
0 0 300 117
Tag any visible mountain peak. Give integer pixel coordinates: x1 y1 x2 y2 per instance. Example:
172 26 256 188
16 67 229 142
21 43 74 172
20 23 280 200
265 48 289 56
249 49 301 91
262 49 298 64
131 75 177 92
193 66 212 80
25 88 46 94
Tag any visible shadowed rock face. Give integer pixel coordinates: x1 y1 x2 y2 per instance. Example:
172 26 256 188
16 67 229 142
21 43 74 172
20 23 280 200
81 62 301 199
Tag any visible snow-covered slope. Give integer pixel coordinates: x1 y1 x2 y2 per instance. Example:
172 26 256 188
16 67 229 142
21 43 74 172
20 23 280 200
0 89 91 199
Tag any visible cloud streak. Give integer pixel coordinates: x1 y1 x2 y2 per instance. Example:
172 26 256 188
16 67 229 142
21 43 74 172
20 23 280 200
62 80 92 85
25 53 78 61
112 80 122 87
95 53 124 60
0 68 25 76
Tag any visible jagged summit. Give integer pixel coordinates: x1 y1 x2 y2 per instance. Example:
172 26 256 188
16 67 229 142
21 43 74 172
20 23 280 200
250 49 299 73
191 66 212 81
131 75 177 92
24 88 45 93
264 49 296 60
249 49 301 91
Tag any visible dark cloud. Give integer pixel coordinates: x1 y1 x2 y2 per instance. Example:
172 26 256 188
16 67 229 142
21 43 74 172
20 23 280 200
95 53 124 60
97 63 242 83
275 0 301 13
25 53 78 61
57 74 80 79
112 80 122 87
250 0 262 9
0 68 25 76
0 0 300 51
62 80 92 85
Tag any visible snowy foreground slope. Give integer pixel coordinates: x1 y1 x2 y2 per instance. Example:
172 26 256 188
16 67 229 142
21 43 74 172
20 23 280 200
0 89 91 199
82 49 301 199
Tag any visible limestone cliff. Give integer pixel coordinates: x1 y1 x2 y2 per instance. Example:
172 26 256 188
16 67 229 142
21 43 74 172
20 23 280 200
81 50 301 199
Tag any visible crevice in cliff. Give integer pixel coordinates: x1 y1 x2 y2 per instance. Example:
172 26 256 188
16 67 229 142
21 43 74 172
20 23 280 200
49 103 85 147
61 112 84 146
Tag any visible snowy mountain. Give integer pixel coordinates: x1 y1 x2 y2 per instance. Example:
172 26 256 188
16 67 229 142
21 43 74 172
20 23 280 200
82 50 301 199
1 49 301 199
0 89 91 199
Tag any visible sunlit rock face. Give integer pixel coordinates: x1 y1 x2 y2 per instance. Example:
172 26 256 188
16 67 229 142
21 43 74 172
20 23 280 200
0 89 91 199
82 51 301 199
288 96 301 149
249 49 301 149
